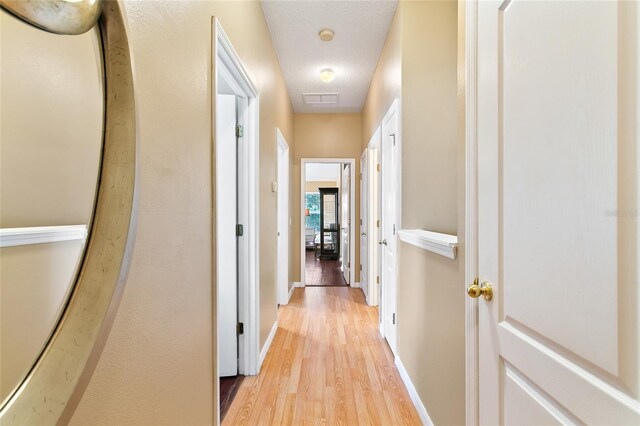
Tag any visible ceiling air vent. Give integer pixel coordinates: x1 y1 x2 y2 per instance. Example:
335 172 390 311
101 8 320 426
302 92 340 105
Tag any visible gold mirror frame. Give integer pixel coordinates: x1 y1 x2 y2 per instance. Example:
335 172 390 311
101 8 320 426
0 0 137 423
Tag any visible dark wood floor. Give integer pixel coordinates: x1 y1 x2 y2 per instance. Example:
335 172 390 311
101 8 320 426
220 375 243 420
305 250 347 286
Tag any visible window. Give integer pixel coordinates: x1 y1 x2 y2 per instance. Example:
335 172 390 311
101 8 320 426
305 192 320 232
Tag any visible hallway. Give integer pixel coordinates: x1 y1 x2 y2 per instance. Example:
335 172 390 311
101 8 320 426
305 251 347 286
223 287 420 425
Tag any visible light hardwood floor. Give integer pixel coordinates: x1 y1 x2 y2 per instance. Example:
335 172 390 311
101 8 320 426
223 287 421 425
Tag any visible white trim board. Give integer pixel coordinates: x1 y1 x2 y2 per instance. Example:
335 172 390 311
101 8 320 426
260 320 279 366
0 225 87 248
213 16 261 390
300 158 357 288
397 229 458 260
395 357 434 426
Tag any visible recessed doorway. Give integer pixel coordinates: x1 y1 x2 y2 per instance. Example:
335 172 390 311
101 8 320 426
301 159 355 287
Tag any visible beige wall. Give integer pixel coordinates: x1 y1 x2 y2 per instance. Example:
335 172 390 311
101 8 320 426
361 3 401 149
0 12 103 229
361 1 464 423
69 1 294 424
293 113 362 283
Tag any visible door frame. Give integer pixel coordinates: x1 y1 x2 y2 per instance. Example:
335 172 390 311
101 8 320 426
359 149 369 302
365 126 382 307
276 128 290 305
463 1 479 424
340 163 351 284
379 99 401 351
213 18 261 406
300 158 356 287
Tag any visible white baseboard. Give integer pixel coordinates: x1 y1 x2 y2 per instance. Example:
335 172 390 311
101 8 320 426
294 281 304 287
260 320 278 366
287 283 296 302
351 281 361 288
395 356 434 426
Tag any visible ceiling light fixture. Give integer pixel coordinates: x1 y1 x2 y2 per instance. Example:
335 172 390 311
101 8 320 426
319 28 335 42
320 68 335 83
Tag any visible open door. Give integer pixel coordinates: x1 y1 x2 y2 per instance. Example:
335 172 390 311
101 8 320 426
341 164 350 285
381 101 399 353
360 151 369 302
474 1 640 423
216 94 238 377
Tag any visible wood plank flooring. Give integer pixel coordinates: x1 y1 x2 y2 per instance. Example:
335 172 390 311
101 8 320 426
223 287 421 425
305 250 347 286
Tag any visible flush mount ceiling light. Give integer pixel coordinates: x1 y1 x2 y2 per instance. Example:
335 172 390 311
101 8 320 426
319 28 334 41
320 68 335 83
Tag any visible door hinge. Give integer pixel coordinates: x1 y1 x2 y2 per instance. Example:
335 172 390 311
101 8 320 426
237 322 244 335
376 276 380 284
348 261 350 268
360 264 362 271
236 124 244 138
236 224 244 236
393 224 396 235
376 164 381 172
390 133 396 146
376 219 380 228
392 313 396 325
360 218 362 226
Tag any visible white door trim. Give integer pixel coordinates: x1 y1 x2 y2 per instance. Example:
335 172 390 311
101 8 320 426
213 18 261 408
379 99 401 350
300 158 356 287
367 127 382 308
464 1 479 424
276 128 290 305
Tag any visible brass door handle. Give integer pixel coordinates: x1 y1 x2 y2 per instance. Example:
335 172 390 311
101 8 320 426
467 279 493 301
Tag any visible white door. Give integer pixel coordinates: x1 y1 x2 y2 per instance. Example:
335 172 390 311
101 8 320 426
360 151 369 302
216 94 238 377
381 102 398 353
276 130 289 305
341 164 350 285
476 1 640 423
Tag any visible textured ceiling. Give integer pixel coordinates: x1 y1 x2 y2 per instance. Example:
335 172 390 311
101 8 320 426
261 0 398 113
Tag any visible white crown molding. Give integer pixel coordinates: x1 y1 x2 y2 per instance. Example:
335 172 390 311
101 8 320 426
0 225 87 248
397 229 458 259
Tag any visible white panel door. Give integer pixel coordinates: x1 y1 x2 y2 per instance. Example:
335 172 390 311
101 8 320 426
476 1 639 423
216 94 238 377
381 103 398 353
360 151 369 302
341 164 350 285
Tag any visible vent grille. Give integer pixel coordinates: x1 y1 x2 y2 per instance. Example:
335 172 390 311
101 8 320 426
302 92 340 105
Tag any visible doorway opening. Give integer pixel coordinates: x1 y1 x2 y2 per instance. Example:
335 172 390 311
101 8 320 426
301 159 355 287
213 20 260 421
276 128 290 305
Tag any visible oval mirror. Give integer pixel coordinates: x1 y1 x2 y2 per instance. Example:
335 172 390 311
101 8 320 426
0 9 104 405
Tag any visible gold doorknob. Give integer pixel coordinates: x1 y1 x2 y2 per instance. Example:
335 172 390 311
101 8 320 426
467 278 493 301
